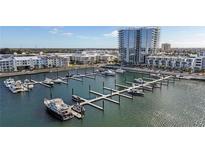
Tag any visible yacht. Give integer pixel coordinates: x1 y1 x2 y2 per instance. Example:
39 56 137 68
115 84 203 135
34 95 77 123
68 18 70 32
116 68 126 74
9 80 28 93
44 98 74 121
4 78 15 87
134 78 145 84
101 69 116 76
43 78 54 86
23 79 34 89
127 88 144 96
71 103 85 115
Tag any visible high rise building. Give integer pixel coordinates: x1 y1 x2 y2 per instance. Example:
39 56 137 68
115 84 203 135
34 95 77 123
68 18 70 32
118 27 160 65
161 43 171 51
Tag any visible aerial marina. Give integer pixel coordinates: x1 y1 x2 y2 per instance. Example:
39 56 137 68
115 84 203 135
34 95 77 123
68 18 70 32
1 67 181 124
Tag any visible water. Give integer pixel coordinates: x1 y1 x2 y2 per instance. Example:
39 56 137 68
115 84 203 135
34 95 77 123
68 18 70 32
0 68 205 127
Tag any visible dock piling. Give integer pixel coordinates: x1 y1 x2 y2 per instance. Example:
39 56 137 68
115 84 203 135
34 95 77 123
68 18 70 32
50 87 52 99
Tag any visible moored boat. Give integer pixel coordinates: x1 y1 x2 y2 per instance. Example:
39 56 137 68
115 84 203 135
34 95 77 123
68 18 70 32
44 98 74 121
127 88 144 96
9 80 28 93
43 78 54 86
23 79 34 89
53 78 62 84
116 68 126 74
101 69 116 76
71 103 85 115
4 78 15 87
72 95 84 103
134 78 145 84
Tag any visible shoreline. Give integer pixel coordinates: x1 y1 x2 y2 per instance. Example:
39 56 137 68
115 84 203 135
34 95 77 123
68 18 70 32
0 64 104 78
103 65 205 81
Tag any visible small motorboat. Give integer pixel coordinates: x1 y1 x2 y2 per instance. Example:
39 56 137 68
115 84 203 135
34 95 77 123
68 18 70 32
66 72 74 78
101 69 116 76
43 78 54 86
9 80 28 93
53 78 62 84
116 68 126 74
23 79 34 89
72 95 84 103
71 103 85 115
4 78 15 87
134 78 145 84
150 73 161 78
127 88 144 96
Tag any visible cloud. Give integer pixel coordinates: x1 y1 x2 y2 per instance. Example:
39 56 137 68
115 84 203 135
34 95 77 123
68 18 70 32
49 28 73 37
103 30 118 37
76 35 100 40
49 28 59 34
62 32 73 36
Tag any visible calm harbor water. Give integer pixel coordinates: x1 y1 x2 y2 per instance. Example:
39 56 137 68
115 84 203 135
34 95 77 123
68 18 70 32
0 68 205 127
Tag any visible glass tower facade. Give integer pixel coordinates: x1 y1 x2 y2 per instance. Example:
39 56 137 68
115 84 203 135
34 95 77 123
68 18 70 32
119 27 160 65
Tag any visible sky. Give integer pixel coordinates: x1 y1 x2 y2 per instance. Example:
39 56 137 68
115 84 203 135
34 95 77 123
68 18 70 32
1 26 205 48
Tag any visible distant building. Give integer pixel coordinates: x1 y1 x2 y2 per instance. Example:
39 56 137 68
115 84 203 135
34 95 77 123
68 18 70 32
13 56 43 71
0 56 14 72
161 43 171 51
0 50 118 72
146 55 205 72
118 27 160 65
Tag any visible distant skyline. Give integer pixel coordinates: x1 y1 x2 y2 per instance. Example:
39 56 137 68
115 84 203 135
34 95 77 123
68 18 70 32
1 26 205 48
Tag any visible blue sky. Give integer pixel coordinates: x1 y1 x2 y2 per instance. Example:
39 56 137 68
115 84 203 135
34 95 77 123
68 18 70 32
1 26 205 48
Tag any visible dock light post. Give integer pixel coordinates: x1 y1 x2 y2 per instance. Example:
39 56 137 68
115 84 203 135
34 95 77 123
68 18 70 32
103 82 104 94
49 87 52 99
89 85 91 98
102 100 104 111
118 95 121 103
85 68 87 74
29 74 31 81
56 69 59 78
152 84 154 92
72 88 74 95
114 79 116 87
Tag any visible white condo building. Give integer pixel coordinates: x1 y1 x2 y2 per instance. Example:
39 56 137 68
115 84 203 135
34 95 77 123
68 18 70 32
146 55 205 71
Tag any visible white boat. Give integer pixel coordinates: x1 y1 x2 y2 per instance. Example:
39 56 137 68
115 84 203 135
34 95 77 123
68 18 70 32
43 78 54 86
44 98 74 121
9 80 28 93
72 95 84 103
134 78 145 84
71 103 85 115
53 78 62 84
127 88 144 96
140 85 153 91
150 73 161 78
4 78 15 87
101 70 116 76
116 68 126 74
23 79 34 89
